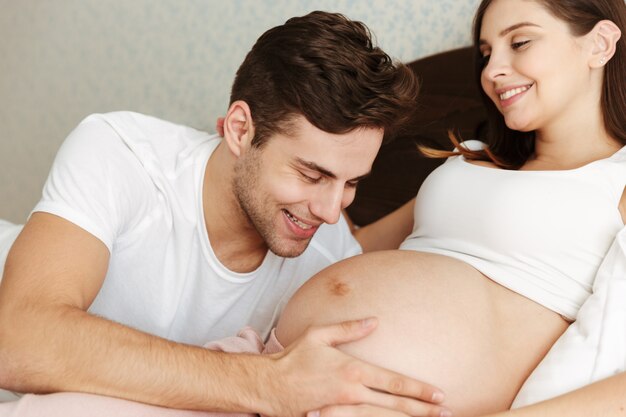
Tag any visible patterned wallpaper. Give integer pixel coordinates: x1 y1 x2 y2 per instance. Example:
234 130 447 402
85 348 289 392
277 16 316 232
0 0 480 223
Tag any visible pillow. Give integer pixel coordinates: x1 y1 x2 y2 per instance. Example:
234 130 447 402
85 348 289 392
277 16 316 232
512 227 626 407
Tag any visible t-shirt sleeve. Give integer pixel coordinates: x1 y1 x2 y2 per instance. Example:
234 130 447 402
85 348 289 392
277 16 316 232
32 114 151 252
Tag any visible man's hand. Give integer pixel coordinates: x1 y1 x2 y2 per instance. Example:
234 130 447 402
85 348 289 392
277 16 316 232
309 404 451 417
260 318 450 417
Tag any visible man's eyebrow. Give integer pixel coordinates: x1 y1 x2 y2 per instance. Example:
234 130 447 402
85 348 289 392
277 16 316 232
296 158 337 178
479 22 541 46
295 157 371 182
350 172 372 183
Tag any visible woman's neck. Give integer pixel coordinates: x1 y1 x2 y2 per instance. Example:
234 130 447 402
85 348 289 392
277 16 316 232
525 107 620 170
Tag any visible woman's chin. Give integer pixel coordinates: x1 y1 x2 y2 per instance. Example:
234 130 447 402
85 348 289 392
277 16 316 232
504 117 535 132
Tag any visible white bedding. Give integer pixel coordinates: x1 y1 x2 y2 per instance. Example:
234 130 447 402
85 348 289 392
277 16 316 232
513 226 626 407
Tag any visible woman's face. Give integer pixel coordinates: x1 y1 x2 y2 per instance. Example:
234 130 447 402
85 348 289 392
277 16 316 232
478 0 594 133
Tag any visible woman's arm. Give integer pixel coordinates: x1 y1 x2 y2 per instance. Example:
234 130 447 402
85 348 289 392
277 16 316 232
483 372 626 417
351 198 415 252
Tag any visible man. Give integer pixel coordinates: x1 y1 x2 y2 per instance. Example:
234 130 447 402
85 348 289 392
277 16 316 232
0 11 442 417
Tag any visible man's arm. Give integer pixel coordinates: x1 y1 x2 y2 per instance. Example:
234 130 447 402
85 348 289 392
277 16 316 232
0 212 446 416
352 198 415 252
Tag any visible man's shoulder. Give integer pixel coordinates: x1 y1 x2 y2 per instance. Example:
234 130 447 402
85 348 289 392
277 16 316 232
71 111 219 160
78 111 209 138
65 111 174 149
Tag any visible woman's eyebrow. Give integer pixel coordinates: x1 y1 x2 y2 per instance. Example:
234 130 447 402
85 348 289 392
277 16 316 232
480 22 542 45
499 22 541 36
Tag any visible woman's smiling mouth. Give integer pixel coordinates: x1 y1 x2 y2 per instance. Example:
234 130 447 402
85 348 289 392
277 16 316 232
497 83 534 101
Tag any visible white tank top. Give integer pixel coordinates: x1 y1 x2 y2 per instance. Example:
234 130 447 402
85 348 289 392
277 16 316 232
401 140 626 320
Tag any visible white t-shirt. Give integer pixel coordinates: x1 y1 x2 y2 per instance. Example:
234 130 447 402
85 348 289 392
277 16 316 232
31 111 361 344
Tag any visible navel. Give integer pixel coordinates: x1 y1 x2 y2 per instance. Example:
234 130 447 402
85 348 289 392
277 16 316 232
327 277 351 296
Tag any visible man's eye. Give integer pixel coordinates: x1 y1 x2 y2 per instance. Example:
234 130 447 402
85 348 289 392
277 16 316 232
345 181 359 188
301 172 321 183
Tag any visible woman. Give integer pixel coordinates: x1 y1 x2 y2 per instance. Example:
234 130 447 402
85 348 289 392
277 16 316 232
2 0 624 416
276 0 626 415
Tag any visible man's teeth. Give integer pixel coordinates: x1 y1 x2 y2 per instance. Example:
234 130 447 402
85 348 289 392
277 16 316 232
285 211 313 230
499 85 531 100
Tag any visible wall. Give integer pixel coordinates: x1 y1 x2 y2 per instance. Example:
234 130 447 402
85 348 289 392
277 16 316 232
0 0 479 223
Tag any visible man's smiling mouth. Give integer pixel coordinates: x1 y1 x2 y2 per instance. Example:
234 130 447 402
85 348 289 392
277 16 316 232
283 209 314 230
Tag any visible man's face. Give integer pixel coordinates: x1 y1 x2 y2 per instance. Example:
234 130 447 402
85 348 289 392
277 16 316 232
232 115 383 258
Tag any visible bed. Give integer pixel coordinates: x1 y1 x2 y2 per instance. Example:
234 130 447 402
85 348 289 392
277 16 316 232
1 46 625 410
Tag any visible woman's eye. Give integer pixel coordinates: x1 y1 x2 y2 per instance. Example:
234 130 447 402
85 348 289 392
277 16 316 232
512 40 530 50
480 54 491 68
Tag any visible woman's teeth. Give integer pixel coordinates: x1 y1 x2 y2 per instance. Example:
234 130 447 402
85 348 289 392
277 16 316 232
500 85 531 100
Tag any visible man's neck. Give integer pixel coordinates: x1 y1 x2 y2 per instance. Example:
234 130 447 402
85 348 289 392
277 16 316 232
202 143 268 273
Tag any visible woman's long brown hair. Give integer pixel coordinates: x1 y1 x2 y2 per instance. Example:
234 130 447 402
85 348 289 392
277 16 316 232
422 0 626 169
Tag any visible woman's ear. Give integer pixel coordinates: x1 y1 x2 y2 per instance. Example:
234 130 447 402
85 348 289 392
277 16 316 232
589 20 621 68
223 100 255 158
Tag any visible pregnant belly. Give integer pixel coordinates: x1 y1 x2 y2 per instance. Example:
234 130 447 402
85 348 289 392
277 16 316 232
276 250 569 416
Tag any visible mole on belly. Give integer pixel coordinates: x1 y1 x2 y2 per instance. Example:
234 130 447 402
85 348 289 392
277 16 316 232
328 277 351 296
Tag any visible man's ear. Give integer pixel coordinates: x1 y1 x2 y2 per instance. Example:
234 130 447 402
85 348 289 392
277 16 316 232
588 20 621 68
223 100 255 158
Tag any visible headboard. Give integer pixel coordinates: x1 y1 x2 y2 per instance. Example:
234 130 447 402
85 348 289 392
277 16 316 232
346 46 488 226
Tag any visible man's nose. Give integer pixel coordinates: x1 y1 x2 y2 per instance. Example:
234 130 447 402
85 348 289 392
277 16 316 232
309 183 346 225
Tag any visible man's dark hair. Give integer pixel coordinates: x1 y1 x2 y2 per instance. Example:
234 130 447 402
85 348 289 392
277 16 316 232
229 11 420 146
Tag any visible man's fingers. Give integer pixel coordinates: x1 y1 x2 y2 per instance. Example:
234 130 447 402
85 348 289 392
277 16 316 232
279 319 448 417
307 317 379 347
362 388 451 417
310 404 407 417
311 403 451 417
362 366 445 404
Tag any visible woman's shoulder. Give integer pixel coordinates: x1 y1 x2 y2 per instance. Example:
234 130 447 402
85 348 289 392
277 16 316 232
457 139 487 152
609 143 626 164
